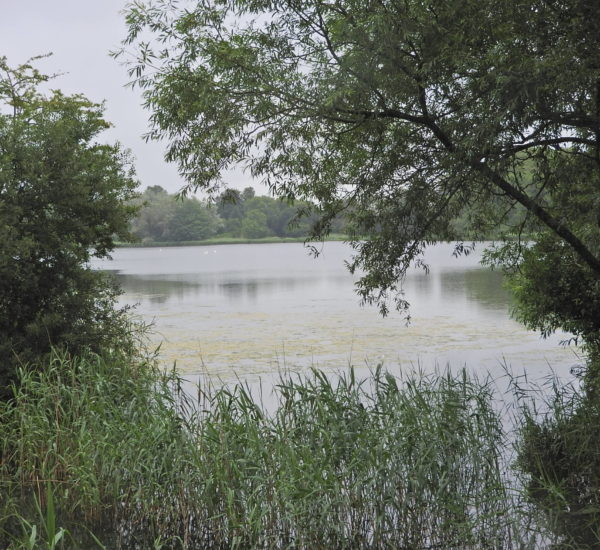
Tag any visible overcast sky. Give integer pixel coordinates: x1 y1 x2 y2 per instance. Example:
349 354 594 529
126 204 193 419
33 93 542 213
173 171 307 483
2 0 258 195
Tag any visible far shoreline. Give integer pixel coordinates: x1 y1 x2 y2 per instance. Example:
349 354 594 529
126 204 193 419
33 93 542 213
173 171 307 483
115 234 349 248
115 234 529 249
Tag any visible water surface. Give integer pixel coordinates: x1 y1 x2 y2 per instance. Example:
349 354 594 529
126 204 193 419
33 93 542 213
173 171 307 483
92 242 578 382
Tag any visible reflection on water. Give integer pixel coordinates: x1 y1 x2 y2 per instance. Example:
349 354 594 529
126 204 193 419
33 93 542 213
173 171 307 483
114 271 354 307
92 242 577 382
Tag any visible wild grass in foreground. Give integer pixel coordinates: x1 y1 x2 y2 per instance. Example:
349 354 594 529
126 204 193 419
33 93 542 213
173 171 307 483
1 351 549 548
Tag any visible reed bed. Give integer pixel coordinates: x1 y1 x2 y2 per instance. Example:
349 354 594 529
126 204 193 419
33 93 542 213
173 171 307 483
1 352 539 548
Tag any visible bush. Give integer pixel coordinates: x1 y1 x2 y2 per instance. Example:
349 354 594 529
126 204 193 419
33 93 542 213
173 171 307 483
0 56 138 397
517 356 600 549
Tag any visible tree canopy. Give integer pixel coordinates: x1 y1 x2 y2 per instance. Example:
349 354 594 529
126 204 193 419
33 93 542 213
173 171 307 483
129 185 327 242
131 185 223 241
119 0 600 345
0 57 139 394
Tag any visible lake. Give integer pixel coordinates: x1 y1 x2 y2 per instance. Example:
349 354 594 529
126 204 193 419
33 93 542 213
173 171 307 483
92 241 578 383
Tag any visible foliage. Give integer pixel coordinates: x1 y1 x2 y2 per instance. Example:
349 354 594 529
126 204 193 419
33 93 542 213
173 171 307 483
130 185 329 243
218 189 322 238
117 0 600 323
515 365 600 550
129 185 176 241
240 207 269 238
0 57 139 396
492 235 600 354
1 354 531 549
165 197 222 241
482 146 600 358
130 185 222 242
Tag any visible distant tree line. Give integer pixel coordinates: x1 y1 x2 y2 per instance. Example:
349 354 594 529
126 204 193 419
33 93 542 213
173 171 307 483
129 185 346 243
130 184 533 245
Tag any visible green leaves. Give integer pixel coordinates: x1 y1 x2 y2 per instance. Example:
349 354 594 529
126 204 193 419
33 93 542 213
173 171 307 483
0 57 139 394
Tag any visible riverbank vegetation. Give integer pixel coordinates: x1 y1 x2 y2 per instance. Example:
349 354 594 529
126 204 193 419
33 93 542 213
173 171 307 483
125 184 526 247
3 345 598 549
0 349 552 549
116 234 348 248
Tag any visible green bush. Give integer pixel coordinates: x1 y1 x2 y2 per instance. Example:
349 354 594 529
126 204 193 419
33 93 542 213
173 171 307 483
517 357 600 549
0 57 138 397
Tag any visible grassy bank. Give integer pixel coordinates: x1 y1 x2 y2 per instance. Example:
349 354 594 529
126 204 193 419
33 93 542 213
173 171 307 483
0 351 549 549
115 234 349 248
114 235 536 249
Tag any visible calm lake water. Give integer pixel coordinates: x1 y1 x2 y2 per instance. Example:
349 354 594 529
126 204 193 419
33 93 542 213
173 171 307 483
92 241 578 383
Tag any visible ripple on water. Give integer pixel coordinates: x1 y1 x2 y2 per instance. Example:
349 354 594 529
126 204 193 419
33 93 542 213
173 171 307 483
93 242 579 385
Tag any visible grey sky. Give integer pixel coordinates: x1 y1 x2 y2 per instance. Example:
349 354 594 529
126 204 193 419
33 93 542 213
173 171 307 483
1 0 258 195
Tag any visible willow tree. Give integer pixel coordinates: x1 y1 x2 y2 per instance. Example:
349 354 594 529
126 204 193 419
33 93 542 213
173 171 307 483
118 0 600 346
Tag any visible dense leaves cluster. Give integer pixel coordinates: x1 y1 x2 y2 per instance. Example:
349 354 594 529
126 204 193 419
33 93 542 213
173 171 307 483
518 387 600 550
214 186 329 238
0 57 138 395
131 185 222 242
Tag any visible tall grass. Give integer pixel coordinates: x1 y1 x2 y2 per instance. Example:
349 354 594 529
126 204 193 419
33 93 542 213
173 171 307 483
1 352 538 548
194 368 517 549
0 351 201 549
